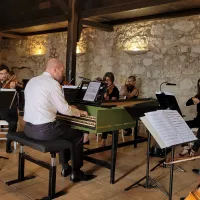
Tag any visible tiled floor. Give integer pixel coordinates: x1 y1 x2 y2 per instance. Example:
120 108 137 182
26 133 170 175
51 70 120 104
0 133 199 200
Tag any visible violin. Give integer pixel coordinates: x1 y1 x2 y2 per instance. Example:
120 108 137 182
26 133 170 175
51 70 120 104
2 75 23 89
106 83 115 95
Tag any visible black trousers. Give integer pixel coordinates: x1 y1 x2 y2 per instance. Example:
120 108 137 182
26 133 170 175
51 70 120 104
24 121 83 171
182 118 200 152
101 131 112 139
0 109 18 148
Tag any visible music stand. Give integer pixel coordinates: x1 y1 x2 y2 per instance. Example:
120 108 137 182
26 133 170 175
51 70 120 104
0 90 17 160
150 92 185 172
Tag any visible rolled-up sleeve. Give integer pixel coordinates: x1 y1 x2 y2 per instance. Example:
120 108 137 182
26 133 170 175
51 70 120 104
51 83 80 117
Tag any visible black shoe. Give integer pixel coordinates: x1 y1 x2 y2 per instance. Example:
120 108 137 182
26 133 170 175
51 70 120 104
70 170 96 182
83 140 90 145
61 166 72 177
6 140 13 153
6 146 13 153
192 169 200 175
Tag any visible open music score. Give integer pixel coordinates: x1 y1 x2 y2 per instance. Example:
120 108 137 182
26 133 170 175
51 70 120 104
141 110 197 148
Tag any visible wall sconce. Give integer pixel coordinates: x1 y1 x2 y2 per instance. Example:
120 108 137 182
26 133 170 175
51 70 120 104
30 45 46 56
124 47 148 55
76 46 85 56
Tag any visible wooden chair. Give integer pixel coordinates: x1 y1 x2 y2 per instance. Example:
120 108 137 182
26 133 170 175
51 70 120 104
0 120 17 150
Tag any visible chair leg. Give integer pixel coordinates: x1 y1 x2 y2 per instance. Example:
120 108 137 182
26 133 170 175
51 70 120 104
121 130 125 142
14 142 17 150
96 133 102 142
131 128 134 137
49 153 56 198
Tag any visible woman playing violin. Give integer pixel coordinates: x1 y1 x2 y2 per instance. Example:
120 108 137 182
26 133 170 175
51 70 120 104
0 64 18 153
101 72 119 147
103 72 119 101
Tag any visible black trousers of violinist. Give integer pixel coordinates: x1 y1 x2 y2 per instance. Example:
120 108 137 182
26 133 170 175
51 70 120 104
0 109 18 153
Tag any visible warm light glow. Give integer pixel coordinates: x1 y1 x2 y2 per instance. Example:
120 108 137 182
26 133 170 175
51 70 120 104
132 47 140 51
76 46 81 54
30 45 46 56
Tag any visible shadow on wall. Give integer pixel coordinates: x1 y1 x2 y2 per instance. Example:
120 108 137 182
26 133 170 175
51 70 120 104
11 67 34 81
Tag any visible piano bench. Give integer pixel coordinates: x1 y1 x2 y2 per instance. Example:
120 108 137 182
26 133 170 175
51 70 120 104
6 131 72 199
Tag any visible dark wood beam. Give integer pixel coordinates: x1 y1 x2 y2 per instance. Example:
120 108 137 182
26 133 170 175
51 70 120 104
19 27 68 36
81 19 113 32
0 32 27 39
54 0 71 19
0 15 67 32
80 0 183 18
107 7 200 26
66 0 79 84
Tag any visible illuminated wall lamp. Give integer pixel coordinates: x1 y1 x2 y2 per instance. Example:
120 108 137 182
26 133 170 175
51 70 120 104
76 46 85 56
31 46 46 56
124 48 148 55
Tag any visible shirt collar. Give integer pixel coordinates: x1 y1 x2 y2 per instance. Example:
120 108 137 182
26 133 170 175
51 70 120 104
43 72 53 79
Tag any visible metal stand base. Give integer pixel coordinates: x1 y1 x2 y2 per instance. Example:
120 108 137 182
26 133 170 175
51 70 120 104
40 191 67 200
124 175 168 196
124 131 168 197
6 147 66 200
0 156 9 160
150 154 186 173
6 175 35 185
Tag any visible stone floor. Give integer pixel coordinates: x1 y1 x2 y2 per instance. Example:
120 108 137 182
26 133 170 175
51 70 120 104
0 133 199 200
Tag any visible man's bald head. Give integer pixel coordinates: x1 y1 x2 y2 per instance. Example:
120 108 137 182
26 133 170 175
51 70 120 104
45 58 64 83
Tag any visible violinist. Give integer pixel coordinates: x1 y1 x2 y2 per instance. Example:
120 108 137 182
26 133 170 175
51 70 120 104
120 75 139 99
101 72 119 147
0 64 18 153
120 75 139 136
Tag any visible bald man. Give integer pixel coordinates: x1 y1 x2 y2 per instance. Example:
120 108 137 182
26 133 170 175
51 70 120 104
24 58 95 182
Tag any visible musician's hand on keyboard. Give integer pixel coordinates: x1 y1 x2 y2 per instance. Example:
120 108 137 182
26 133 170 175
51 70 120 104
79 110 88 117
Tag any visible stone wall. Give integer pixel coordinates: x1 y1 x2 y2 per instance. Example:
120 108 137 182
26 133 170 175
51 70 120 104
1 15 200 118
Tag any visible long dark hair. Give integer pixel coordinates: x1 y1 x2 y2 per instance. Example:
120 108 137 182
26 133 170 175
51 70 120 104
198 79 200 97
103 72 115 83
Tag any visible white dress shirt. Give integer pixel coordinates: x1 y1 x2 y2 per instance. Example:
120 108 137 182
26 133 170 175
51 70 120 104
24 72 80 125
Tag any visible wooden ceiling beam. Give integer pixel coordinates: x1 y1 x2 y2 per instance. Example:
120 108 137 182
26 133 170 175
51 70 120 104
0 15 67 32
53 0 71 19
0 32 27 39
80 0 183 18
107 7 200 25
81 19 113 32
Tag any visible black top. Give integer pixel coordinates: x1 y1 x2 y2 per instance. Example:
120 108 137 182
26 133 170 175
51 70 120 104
107 86 119 100
186 94 200 118
127 86 139 99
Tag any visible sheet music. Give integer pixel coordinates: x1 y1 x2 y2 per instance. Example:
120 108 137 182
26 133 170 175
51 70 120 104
83 82 101 102
140 116 166 148
163 110 197 143
145 110 180 147
144 110 197 148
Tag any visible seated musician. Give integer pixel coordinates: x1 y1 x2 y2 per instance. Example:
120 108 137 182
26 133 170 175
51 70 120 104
101 72 119 147
0 64 18 153
24 58 95 182
120 75 139 136
179 79 200 175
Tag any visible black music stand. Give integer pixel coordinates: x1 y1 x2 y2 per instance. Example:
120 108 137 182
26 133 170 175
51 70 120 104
150 92 185 172
0 90 17 160
124 130 168 197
